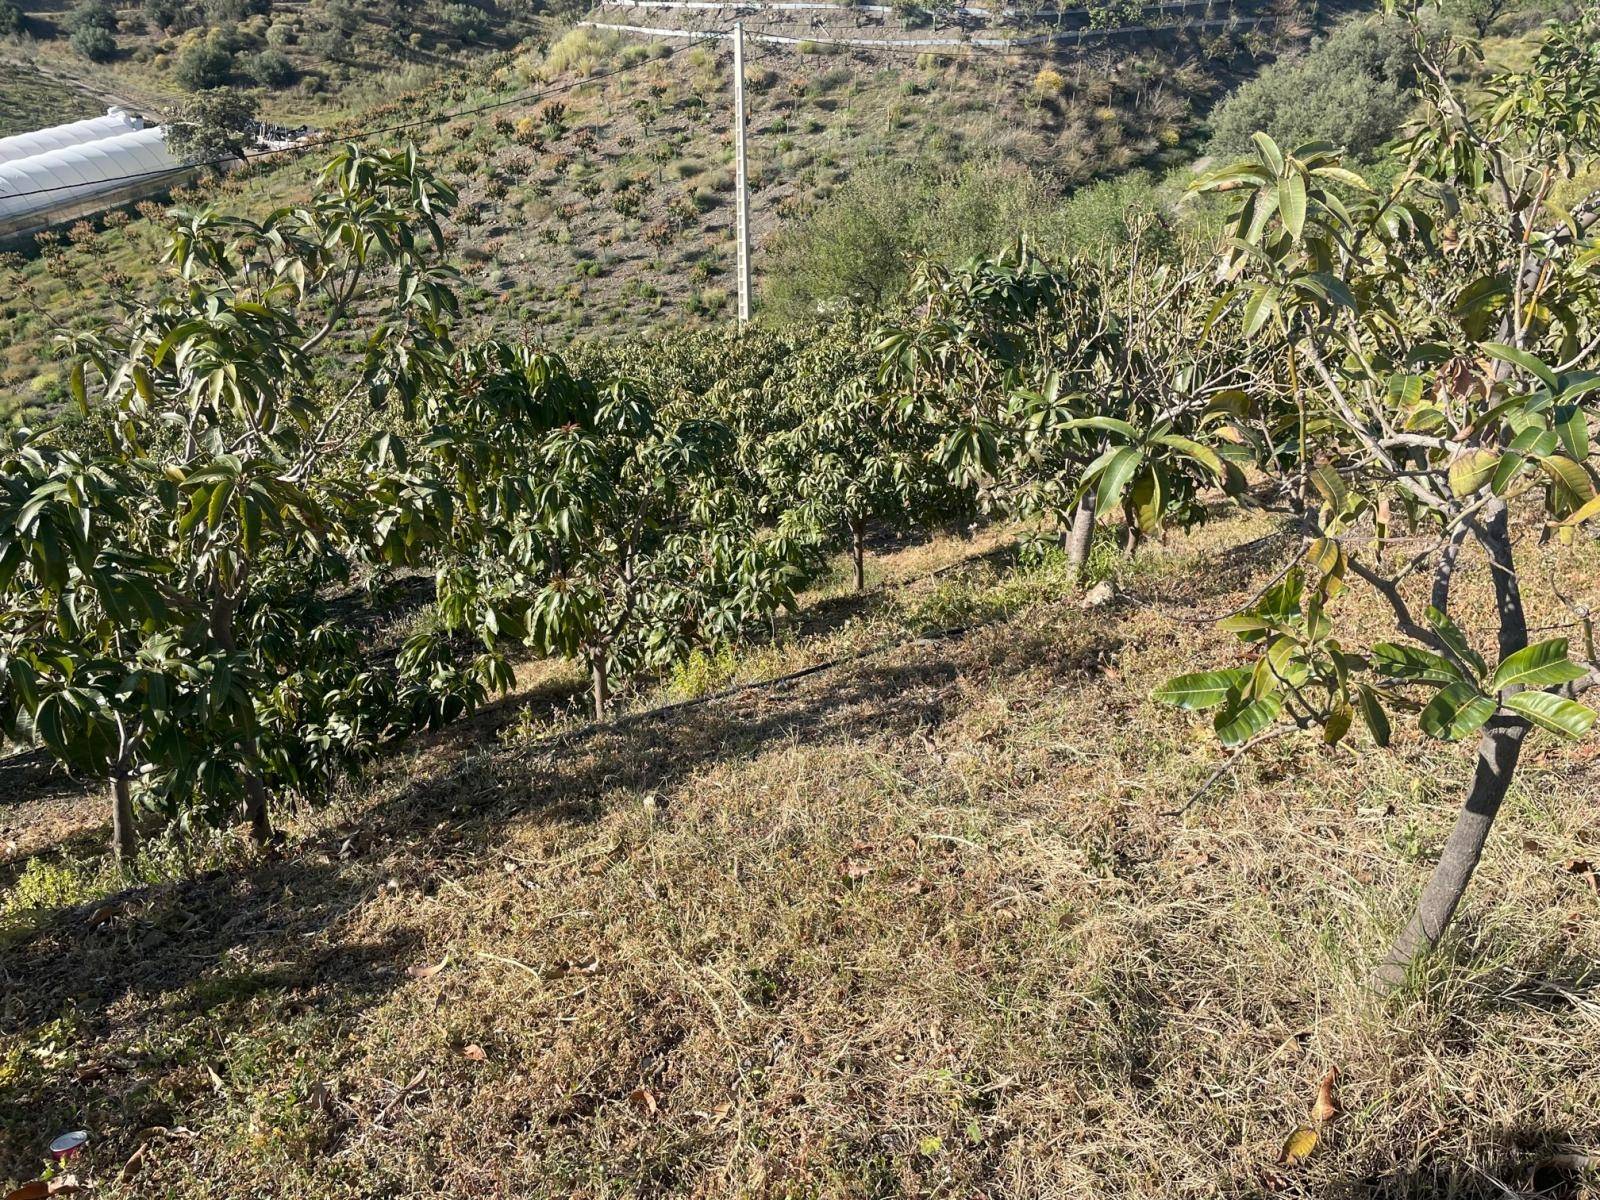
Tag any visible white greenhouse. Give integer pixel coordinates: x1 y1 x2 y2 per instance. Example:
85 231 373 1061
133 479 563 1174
0 107 185 238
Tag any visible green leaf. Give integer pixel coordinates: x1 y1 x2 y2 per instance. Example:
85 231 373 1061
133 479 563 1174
1482 343 1560 392
1539 455 1595 508
1154 667 1251 711
1448 449 1500 498
1489 638 1589 691
1214 688 1282 746
1419 682 1496 741
1425 605 1486 680
1371 643 1463 685
1357 684 1391 748
1279 172 1307 241
1095 446 1145 513
1505 690 1596 738
1251 132 1285 177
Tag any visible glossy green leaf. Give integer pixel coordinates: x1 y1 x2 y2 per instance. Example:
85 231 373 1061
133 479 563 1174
1489 638 1589 691
1419 682 1496 741
1505 690 1596 738
1154 667 1252 711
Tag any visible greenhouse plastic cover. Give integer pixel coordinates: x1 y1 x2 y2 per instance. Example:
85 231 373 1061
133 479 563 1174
0 124 180 225
0 106 145 169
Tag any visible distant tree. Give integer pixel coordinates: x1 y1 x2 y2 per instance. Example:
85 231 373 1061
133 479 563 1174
1444 0 1510 35
1207 15 1419 160
173 40 237 90
67 0 118 32
69 24 118 61
441 1 487 39
0 0 24 35
141 0 191 32
164 89 259 162
247 47 295 86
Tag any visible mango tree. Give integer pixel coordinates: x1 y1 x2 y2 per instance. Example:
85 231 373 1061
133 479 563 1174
0 144 467 859
393 344 810 719
1159 6 1600 987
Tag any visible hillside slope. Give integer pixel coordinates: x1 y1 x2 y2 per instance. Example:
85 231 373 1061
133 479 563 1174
3 515 1599 1197
1 2 1307 419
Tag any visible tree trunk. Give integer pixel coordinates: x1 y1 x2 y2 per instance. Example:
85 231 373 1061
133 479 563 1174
849 517 866 593
591 651 610 720
1373 501 1528 990
1065 491 1097 583
243 776 273 848
111 777 138 863
1429 522 1468 615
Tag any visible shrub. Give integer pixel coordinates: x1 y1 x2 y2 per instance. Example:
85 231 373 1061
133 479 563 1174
441 1 486 39
1031 67 1065 99
0 0 24 34
174 40 236 89
70 24 118 60
247 47 295 85
1207 14 1418 159
67 0 117 32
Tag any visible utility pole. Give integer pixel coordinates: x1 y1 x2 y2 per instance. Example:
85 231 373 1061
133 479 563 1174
732 20 752 323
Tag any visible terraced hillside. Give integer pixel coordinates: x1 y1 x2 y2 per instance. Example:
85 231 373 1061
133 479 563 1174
1 0 1304 420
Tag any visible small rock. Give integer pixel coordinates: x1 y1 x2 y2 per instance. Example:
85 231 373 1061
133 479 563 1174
1080 581 1116 609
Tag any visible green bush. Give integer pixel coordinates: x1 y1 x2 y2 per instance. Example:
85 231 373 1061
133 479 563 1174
1206 15 1418 160
70 24 118 60
247 46 295 85
0 0 24 34
174 40 236 89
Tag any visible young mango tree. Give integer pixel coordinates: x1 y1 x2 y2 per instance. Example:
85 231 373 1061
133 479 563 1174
0 144 468 859
393 343 810 719
746 322 946 591
1158 5 1600 987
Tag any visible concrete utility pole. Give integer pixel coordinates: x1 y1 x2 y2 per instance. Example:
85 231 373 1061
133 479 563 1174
732 20 752 322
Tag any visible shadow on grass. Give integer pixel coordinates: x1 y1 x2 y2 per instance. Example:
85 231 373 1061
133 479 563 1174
1327 1124 1595 1198
0 616 1116 1179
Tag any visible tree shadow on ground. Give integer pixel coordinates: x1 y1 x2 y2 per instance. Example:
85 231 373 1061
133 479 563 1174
0 610 1124 1178
1322 1124 1595 1198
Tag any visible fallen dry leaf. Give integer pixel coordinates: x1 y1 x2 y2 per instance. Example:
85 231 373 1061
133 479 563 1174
1278 1126 1318 1166
628 1086 659 1117
1311 1066 1341 1124
120 1142 148 1181
4 1177 79 1200
406 954 451 981
460 1044 487 1062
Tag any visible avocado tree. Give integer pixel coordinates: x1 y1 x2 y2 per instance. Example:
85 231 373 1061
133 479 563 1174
1158 5 1600 987
0 144 467 859
876 240 1246 580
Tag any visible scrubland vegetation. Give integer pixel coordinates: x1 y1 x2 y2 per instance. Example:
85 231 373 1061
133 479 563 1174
5 0 1600 1196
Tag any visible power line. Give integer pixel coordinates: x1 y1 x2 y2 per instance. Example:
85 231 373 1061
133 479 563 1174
0 32 726 207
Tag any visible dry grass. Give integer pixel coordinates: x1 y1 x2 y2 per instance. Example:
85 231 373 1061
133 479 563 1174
3 513 1600 1198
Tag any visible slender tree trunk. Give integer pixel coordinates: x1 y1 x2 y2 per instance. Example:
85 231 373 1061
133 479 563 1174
111 777 138 863
590 650 610 720
243 776 273 848
1429 522 1468 615
1373 501 1528 990
1065 491 1097 583
849 516 866 593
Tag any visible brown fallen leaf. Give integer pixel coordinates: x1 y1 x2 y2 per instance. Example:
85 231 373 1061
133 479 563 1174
1278 1127 1318 1166
628 1086 659 1117
460 1044 487 1062
120 1141 149 1181
407 954 451 981
1311 1066 1341 1124
4 1177 79 1200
